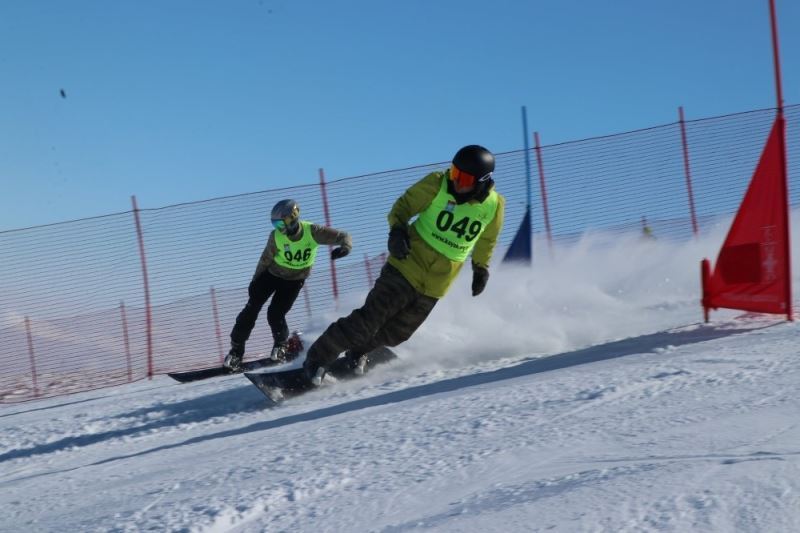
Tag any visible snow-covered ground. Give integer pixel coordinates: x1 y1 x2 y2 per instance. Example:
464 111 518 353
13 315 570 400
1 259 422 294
2 226 800 532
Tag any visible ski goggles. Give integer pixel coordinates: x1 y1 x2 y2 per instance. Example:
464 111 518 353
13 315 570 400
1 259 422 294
450 164 492 190
271 217 294 231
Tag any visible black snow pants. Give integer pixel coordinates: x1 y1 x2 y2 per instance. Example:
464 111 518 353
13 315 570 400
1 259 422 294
230 269 304 346
305 263 438 367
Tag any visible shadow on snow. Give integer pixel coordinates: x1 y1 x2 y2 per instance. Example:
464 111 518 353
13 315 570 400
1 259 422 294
2 320 780 472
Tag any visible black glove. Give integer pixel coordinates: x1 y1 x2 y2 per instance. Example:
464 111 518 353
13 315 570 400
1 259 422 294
388 225 411 260
331 246 350 260
471 263 489 296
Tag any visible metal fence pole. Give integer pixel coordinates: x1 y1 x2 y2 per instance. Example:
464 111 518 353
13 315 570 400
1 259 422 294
318 168 339 305
131 195 154 378
210 287 224 364
364 253 374 287
24 316 39 398
302 283 312 320
120 301 132 382
534 132 553 255
678 107 700 237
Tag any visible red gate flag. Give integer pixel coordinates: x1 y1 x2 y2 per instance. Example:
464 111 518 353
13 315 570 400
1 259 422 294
701 116 792 320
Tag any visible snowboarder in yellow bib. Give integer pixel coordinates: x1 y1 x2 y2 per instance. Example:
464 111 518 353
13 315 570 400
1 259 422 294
224 199 352 371
302 145 505 384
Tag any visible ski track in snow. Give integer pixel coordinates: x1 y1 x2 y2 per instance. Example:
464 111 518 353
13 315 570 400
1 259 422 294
2 316 800 532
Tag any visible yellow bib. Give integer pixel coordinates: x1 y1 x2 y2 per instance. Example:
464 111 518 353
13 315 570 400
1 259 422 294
413 177 498 262
273 221 319 269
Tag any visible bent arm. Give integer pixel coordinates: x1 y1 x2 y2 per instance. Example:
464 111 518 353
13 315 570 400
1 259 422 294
471 194 505 268
311 224 353 252
387 172 442 228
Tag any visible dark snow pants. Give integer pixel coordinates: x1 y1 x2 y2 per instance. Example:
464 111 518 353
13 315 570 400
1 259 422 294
305 263 438 367
230 269 304 346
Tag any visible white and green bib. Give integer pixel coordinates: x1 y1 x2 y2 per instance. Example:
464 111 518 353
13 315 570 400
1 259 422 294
413 177 498 262
273 221 319 269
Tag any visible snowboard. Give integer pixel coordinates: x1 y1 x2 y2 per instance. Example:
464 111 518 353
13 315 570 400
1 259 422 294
168 333 303 383
244 346 398 403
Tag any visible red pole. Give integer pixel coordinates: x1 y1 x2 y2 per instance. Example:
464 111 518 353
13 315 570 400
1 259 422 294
767 0 792 320
302 283 312 320
779 117 793 321
24 316 39 398
131 196 154 378
210 287 224 364
768 0 784 115
701 259 711 323
364 253 374 287
678 107 700 237
318 168 339 304
776 115 793 321
534 132 553 254
120 301 132 382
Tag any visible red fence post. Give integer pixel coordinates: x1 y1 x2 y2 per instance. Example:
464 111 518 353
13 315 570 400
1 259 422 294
678 107 700 237
701 259 712 323
302 283 312 320
364 254 374 287
318 168 340 305
120 301 132 382
131 196 154 378
24 316 39 398
534 132 553 255
768 0 785 114
210 287 224 364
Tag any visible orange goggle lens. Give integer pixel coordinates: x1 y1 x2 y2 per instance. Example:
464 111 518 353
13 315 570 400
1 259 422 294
450 165 492 189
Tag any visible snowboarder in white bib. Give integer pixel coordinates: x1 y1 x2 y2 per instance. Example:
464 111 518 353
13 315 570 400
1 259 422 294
301 145 505 384
224 199 352 371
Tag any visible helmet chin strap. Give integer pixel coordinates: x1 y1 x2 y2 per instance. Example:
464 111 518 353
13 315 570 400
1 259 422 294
473 177 494 202
286 221 301 236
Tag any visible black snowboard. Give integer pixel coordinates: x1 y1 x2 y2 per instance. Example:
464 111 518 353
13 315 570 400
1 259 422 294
169 332 304 383
167 355 298 383
244 346 398 403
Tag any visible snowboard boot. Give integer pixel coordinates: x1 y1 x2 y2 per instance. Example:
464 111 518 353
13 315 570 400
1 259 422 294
343 350 369 375
270 342 288 361
286 331 304 357
223 340 245 371
302 358 327 386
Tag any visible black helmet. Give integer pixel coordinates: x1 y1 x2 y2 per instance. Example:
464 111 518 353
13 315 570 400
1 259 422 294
271 199 300 234
452 145 495 180
449 145 495 202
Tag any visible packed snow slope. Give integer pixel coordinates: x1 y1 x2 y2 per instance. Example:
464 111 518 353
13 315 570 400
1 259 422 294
2 223 800 532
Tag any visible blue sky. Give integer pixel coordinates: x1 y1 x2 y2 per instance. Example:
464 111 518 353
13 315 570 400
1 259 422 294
1 0 798 231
